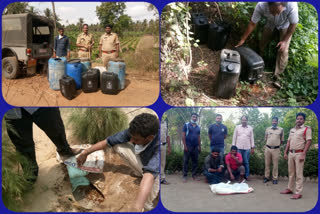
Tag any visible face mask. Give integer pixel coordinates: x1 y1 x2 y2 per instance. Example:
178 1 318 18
191 119 197 124
216 121 222 124
134 141 152 154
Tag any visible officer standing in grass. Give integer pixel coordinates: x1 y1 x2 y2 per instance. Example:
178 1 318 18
76 24 94 59
99 24 120 67
281 112 312 200
235 2 298 88
53 27 70 59
264 117 284 184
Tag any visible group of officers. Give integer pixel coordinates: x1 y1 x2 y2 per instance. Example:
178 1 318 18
161 112 312 200
53 24 119 67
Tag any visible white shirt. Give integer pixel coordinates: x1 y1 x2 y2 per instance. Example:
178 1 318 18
251 2 299 30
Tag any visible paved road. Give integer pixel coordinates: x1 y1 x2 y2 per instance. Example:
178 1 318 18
161 174 318 212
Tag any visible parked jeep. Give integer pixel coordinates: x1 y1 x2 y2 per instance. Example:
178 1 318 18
2 13 54 79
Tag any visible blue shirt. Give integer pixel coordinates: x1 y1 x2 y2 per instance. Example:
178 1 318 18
183 122 200 147
54 35 70 57
106 129 159 178
208 123 228 147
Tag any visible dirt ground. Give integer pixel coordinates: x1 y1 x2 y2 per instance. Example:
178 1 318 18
2 35 159 107
162 41 278 107
20 108 158 212
161 173 318 212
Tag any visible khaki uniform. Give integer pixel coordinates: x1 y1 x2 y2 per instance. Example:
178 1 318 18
264 126 284 180
76 32 94 59
287 124 312 194
112 142 159 211
260 27 293 78
99 32 119 66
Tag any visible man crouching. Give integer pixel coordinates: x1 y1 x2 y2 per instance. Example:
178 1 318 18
77 113 159 212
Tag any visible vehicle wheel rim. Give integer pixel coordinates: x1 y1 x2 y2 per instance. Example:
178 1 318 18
4 62 13 74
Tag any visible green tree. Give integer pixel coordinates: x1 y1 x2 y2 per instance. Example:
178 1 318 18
43 8 52 19
78 18 84 32
96 2 126 27
3 2 29 15
27 6 39 15
114 15 133 34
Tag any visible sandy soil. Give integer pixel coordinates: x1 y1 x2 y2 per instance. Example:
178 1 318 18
161 173 318 212
21 108 157 212
2 36 159 107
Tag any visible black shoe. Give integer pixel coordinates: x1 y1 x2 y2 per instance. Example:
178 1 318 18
273 180 278 184
263 178 270 183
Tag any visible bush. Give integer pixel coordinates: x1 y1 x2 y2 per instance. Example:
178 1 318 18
2 121 34 211
304 148 318 178
67 108 128 144
166 150 211 175
166 148 318 178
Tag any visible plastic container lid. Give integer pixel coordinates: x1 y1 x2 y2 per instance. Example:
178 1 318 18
68 59 81 64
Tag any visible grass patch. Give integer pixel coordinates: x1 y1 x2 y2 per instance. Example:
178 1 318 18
67 108 128 144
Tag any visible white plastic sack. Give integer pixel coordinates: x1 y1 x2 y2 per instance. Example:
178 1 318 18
57 144 105 173
210 181 254 195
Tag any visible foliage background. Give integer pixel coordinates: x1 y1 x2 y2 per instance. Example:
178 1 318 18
161 2 318 106
163 108 318 177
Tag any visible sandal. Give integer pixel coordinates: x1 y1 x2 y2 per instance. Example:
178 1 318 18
291 194 302 199
161 179 170 185
280 189 293 194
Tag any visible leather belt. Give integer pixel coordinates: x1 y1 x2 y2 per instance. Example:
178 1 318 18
290 149 304 153
102 50 116 54
79 49 88 52
267 145 280 149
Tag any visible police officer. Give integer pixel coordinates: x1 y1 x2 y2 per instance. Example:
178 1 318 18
281 112 312 200
76 24 94 59
263 117 284 184
99 24 120 67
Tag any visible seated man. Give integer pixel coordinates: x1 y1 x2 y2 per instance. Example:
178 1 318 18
76 113 159 212
203 148 224 184
224 146 245 182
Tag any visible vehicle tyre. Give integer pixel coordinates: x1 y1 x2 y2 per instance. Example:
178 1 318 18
2 57 19 79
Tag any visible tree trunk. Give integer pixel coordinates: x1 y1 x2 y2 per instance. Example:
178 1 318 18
51 2 57 33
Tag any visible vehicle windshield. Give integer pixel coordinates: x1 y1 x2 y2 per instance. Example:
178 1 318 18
32 17 52 44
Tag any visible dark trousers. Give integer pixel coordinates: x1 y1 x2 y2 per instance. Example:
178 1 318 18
204 169 222 184
183 146 199 177
224 165 245 181
5 108 72 177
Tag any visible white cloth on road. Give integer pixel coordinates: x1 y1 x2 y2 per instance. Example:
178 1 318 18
210 181 254 195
